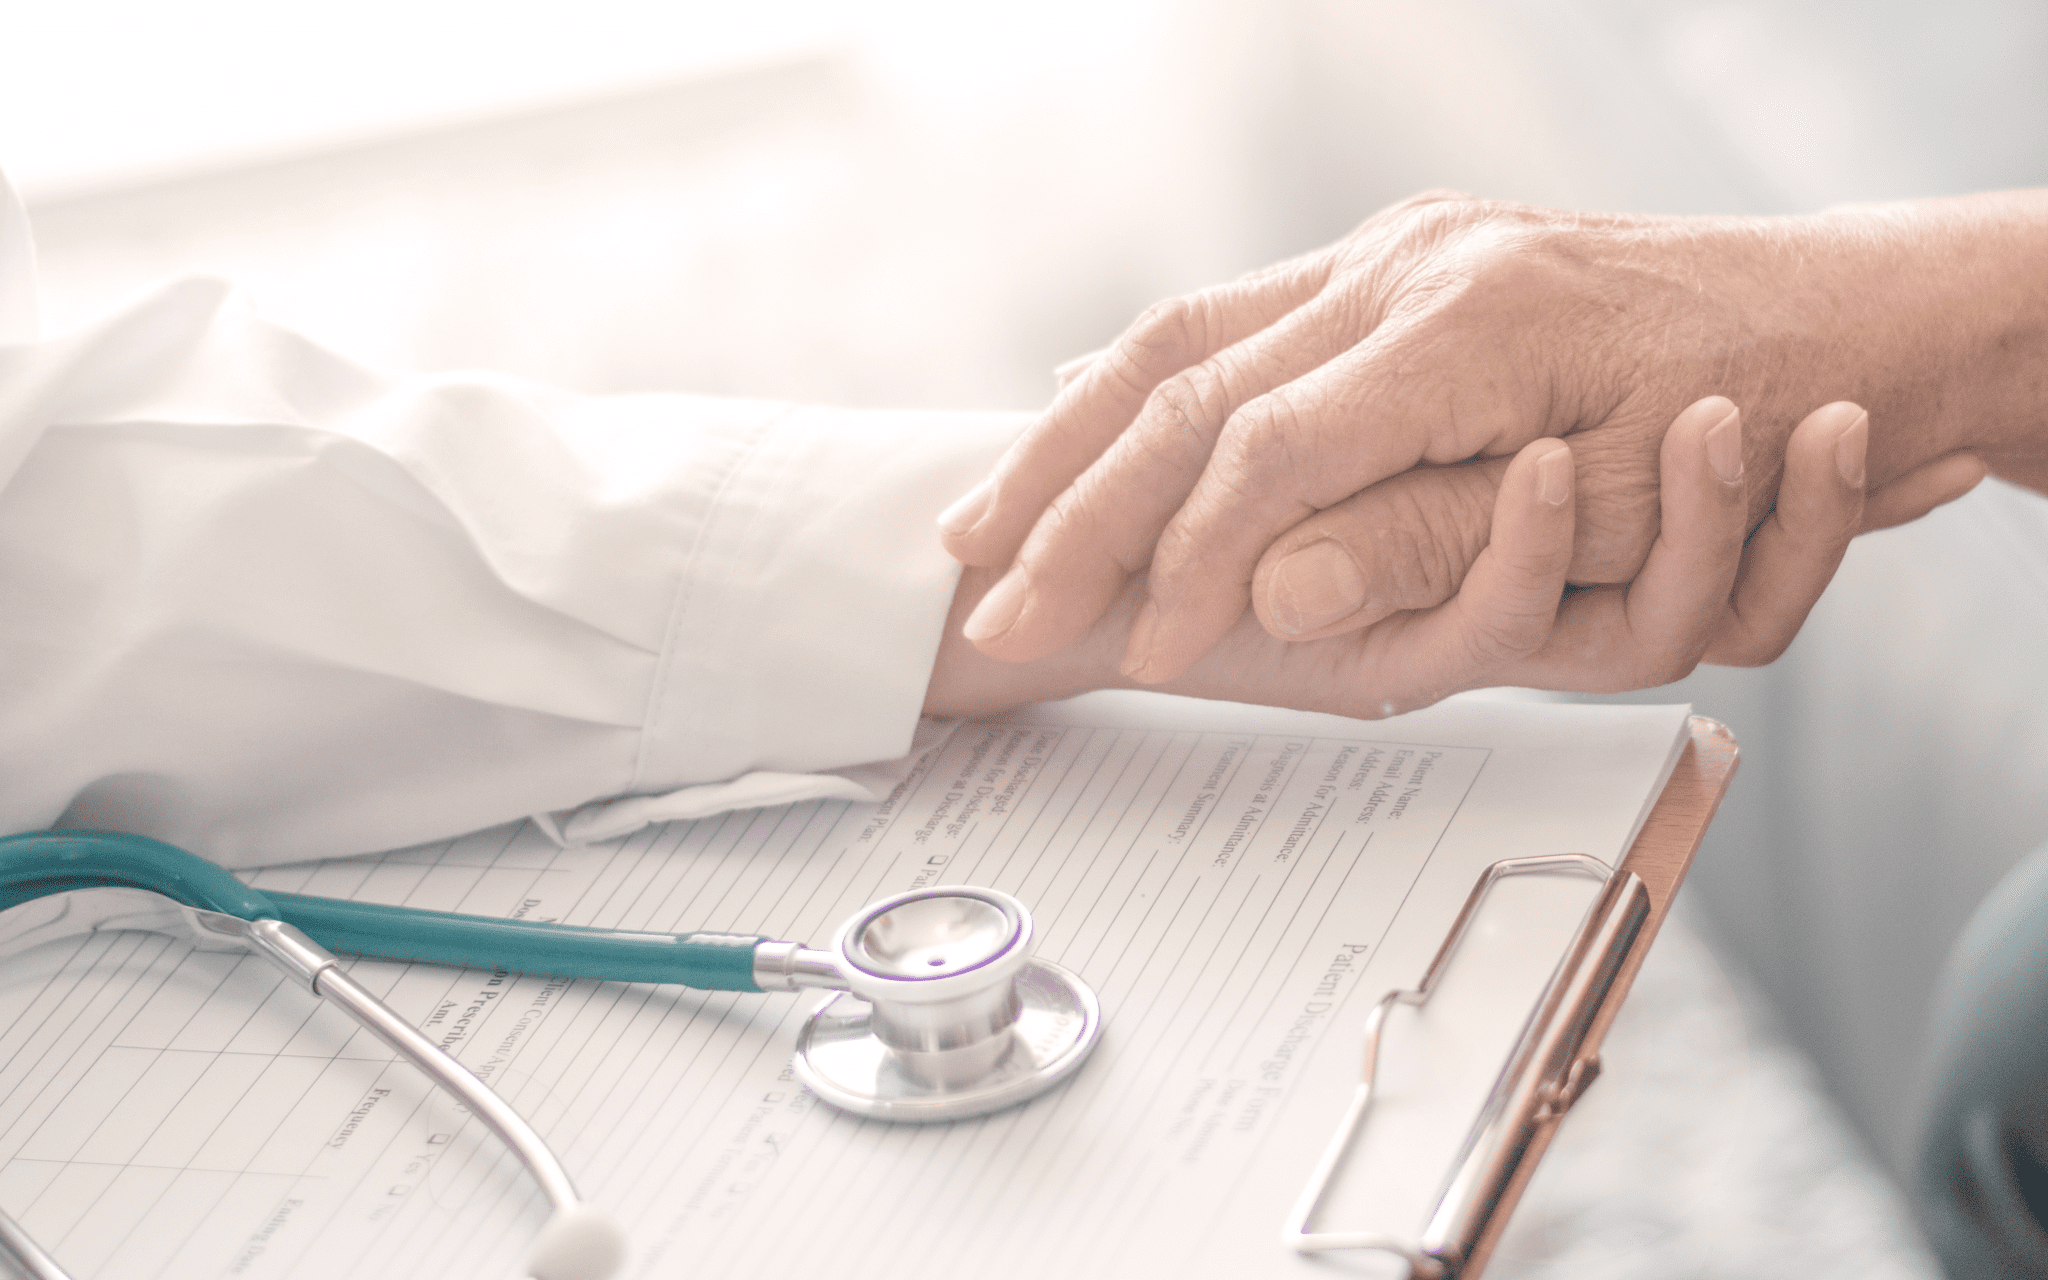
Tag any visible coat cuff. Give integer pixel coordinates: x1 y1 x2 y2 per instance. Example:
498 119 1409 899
626 404 1023 825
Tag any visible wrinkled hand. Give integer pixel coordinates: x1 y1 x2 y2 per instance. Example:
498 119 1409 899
939 192 1990 682
925 396 1884 721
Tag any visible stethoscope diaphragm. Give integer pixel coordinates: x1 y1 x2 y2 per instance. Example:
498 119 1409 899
791 885 1102 1121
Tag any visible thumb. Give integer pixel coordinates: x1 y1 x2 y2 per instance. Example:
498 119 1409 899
1250 455 1511 641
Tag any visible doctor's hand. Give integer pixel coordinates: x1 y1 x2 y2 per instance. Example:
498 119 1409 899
925 395 1876 722
939 190 2023 682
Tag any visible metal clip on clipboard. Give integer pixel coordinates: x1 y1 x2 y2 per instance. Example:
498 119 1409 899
1282 852 1653 1279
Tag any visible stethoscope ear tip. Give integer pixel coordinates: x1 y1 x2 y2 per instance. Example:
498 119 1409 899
527 1204 628 1280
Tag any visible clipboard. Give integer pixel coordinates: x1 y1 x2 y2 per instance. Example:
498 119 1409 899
0 700 1725 1280
1283 715 1739 1278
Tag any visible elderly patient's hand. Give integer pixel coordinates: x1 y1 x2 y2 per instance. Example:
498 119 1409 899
939 191 2003 682
925 395 1874 721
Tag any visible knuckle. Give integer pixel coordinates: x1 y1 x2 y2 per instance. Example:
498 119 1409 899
1665 653 1705 684
1632 644 1701 689
1734 637 1789 667
1775 491 1860 545
1406 203 1536 268
1039 470 1158 578
1390 218 1601 341
1710 618 1791 668
1029 484 1093 554
1391 193 1502 242
1400 524 1476 606
1148 518 1193 576
1361 471 1495 609
1145 365 1232 453
1122 295 1207 380
1460 609 1543 671
1404 187 1480 208
1566 478 1659 583
1495 542 1564 586
1118 431 1207 501
1147 520 1222 598
1214 390 1309 491
1337 193 1497 274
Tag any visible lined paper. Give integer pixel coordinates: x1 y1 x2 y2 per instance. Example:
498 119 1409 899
0 694 1690 1278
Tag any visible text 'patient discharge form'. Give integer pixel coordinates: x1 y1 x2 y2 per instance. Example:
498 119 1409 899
0 694 1691 1279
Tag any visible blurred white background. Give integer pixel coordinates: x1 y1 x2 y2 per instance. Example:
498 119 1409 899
13 0 1772 404
12 2 2048 1275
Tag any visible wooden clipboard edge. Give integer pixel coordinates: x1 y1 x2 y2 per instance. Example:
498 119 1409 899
1457 714 1739 1280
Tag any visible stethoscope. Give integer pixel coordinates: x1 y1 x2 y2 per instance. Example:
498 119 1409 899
0 831 1103 1280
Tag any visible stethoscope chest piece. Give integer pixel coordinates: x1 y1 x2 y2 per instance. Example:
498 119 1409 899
792 886 1101 1122
0 834 1112 1280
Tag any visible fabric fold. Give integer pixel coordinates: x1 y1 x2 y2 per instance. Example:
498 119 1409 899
554 717 964 845
1 254 1024 866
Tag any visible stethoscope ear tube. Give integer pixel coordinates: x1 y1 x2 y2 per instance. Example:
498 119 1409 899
304 939 626 1280
0 1203 67 1280
0 871 630 1280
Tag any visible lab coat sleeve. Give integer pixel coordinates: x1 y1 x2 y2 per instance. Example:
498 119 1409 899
0 276 1025 868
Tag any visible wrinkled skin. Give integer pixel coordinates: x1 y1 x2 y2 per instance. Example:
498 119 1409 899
924 398 1891 721
940 190 2034 684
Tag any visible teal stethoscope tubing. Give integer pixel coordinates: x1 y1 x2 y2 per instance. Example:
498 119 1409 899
0 828 1099 1279
0 827 792 1280
0 830 766 990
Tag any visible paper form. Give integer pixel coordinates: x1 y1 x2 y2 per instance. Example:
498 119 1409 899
0 694 1691 1279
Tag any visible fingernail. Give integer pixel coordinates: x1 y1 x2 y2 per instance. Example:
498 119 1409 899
1834 412 1869 488
1266 540 1368 636
1706 409 1744 483
1535 444 1572 506
1120 599 1162 681
938 480 994 538
963 569 1029 643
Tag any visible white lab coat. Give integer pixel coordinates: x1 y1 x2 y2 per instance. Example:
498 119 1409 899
0 173 1020 869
